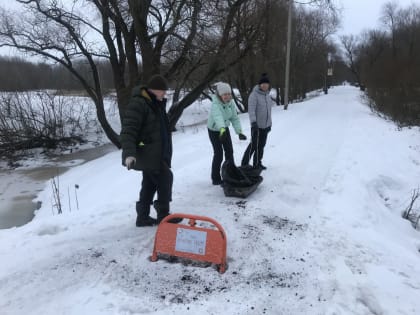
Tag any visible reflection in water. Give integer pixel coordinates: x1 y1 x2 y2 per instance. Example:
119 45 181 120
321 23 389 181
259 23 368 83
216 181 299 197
0 144 117 229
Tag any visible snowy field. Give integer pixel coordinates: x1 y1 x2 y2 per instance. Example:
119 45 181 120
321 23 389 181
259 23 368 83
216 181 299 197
1 86 420 314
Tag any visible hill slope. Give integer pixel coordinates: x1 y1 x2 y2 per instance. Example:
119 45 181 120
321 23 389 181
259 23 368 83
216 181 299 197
1 86 420 315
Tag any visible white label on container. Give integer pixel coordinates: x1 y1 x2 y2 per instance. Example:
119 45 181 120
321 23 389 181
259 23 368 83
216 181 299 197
175 228 207 255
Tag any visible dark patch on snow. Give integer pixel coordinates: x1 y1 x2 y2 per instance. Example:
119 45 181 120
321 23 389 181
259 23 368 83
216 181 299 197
235 200 247 208
0 247 307 315
261 215 307 232
241 224 261 240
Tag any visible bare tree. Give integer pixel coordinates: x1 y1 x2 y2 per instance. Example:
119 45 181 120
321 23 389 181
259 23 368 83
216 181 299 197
340 35 363 88
0 91 90 160
353 2 420 126
0 1 122 147
380 1 399 58
290 6 339 99
0 0 259 146
165 0 261 129
226 0 340 109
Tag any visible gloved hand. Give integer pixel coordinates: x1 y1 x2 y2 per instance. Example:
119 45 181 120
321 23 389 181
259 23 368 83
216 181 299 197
125 156 136 170
238 133 247 140
267 126 271 132
251 122 258 129
219 127 227 142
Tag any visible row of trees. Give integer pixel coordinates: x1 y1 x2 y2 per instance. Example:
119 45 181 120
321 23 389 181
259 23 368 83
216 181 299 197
225 0 349 107
341 2 420 126
0 0 341 148
0 57 115 92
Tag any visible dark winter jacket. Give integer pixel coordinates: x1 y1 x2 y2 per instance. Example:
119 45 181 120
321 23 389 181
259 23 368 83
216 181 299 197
248 85 273 129
120 86 172 171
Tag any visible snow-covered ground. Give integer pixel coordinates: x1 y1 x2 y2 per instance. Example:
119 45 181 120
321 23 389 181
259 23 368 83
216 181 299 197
1 86 420 314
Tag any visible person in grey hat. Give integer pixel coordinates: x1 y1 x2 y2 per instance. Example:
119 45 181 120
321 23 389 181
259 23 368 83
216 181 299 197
207 82 247 185
120 74 181 226
241 73 273 170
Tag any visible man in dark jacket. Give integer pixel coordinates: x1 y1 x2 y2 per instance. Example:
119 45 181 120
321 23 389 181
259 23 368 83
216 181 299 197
241 73 273 170
120 74 181 227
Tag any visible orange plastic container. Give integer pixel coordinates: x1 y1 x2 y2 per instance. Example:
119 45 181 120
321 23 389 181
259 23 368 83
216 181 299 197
151 213 227 273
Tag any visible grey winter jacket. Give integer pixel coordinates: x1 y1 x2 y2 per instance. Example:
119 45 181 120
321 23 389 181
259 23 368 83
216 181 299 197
248 85 273 129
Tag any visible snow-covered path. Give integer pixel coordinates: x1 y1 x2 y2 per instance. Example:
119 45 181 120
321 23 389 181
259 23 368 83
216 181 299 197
1 86 420 315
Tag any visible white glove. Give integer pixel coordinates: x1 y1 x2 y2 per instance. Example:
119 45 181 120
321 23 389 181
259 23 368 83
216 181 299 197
125 156 136 170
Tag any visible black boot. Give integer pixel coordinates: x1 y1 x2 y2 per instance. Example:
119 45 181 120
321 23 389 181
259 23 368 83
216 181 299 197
136 202 158 227
212 178 223 185
153 200 183 224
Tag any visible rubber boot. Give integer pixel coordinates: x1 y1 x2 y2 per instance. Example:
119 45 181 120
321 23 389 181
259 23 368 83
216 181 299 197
136 202 158 227
153 200 183 224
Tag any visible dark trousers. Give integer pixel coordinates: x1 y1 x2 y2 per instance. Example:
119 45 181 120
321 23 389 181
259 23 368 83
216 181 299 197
241 127 269 167
138 161 173 210
208 128 234 182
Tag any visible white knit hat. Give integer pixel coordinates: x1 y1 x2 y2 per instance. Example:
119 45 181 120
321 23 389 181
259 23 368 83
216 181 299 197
215 82 231 95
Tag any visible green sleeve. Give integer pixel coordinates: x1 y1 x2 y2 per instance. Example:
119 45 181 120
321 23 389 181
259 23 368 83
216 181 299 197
210 101 225 131
230 102 242 134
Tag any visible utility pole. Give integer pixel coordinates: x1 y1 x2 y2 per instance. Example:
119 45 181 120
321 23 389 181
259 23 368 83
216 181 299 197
284 0 293 110
324 52 332 94
284 0 331 109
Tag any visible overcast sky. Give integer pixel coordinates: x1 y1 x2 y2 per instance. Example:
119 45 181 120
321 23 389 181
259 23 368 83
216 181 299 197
338 0 417 35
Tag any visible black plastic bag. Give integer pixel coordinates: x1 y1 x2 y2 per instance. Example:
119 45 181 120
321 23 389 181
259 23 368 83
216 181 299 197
221 161 263 198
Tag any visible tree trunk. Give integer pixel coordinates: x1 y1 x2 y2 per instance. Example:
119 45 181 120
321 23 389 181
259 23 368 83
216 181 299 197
95 98 121 149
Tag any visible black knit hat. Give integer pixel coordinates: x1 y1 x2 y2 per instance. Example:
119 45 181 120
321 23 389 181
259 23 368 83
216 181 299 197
147 74 169 90
258 73 270 85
